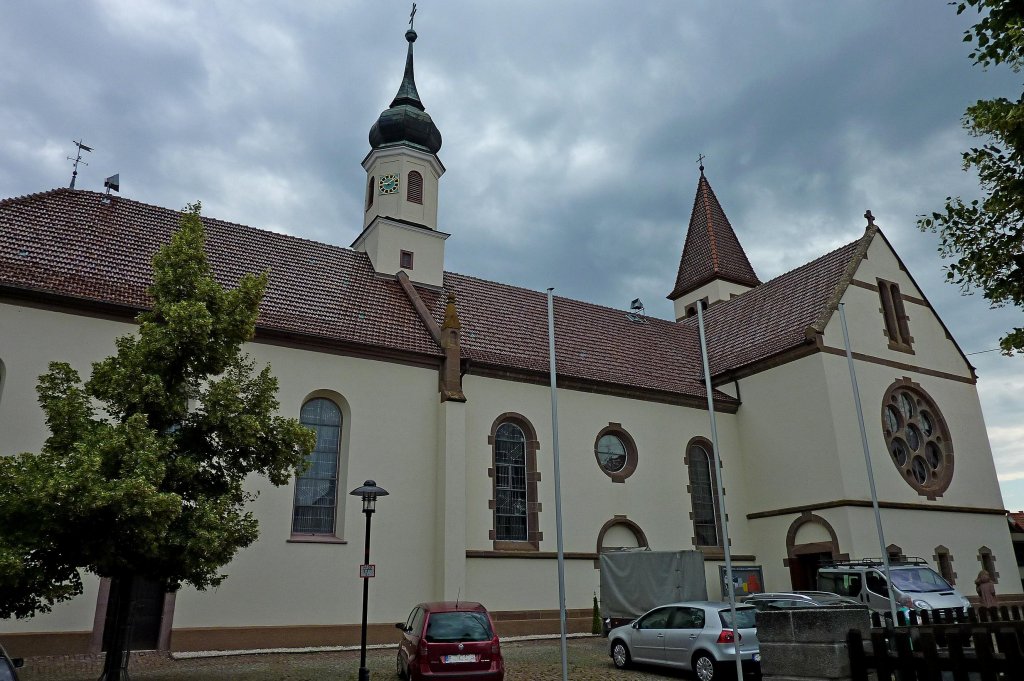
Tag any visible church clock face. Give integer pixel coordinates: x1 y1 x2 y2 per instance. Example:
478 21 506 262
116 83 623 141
378 174 399 195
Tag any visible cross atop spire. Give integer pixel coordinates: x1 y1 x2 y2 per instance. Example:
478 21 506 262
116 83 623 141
409 3 417 30
697 153 706 175
864 209 875 227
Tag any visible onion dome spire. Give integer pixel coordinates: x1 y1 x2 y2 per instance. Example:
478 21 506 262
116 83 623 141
368 26 442 154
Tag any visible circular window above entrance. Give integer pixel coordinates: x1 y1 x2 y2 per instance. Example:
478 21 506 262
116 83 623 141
594 425 638 483
881 379 954 499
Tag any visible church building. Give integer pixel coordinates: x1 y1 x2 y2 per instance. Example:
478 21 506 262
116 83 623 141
0 23 1017 656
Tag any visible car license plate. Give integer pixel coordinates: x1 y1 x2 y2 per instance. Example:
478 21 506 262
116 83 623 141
443 654 476 663
753 653 761 662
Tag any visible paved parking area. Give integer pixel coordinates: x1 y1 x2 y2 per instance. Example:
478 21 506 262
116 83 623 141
18 636 693 680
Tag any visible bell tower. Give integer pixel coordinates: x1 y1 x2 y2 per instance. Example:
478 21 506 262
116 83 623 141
353 18 447 287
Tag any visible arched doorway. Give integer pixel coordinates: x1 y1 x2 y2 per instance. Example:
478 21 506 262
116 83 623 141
783 513 847 590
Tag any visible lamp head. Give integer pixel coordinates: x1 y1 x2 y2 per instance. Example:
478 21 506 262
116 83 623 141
350 479 389 513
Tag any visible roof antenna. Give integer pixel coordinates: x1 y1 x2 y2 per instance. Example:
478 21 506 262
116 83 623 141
101 173 120 204
67 139 93 189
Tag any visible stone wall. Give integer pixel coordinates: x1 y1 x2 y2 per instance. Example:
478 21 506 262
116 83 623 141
758 607 871 681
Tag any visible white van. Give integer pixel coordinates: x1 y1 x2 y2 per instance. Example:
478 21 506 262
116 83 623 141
817 558 971 613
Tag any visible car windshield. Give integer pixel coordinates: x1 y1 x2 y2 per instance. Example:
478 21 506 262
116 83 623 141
425 611 493 642
889 567 952 593
0 658 15 681
719 607 757 629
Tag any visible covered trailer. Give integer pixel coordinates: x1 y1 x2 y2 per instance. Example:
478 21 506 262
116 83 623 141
599 549 708 632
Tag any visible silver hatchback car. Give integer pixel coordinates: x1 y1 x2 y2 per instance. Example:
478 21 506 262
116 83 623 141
608 601 759 681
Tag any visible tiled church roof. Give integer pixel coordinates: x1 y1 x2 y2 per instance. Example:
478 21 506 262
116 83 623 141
0 188 867 402
668 172 761 300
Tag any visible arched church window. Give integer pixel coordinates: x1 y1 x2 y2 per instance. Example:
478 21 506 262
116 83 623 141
686 438 721 548
407 171 423 204
292 397 343 535
366 176 375 211
488 414 541 550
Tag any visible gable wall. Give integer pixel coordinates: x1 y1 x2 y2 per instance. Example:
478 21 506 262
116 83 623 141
821 235 972 380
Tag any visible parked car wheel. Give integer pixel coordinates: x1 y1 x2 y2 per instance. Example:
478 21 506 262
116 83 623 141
395 652 406 680
693 651 717 681
611 640 631 669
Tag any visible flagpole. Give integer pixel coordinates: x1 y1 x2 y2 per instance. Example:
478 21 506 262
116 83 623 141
546 288 568 681
695 303 744 679
838 302 900 625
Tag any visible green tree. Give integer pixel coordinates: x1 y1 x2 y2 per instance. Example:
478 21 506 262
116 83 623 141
0 203 315 679
919 0 1024 354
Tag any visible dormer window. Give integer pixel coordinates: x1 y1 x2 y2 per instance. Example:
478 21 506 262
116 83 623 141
407 171 423 204
877 279 913 352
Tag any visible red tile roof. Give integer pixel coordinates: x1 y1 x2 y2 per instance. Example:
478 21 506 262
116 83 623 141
668 172 761 301
0 188 866 403
1009 511 1024 532
684 235 868 377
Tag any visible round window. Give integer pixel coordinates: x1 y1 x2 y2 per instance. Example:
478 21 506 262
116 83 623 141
881 381 954 498
597 434 627 473
594 426 638 482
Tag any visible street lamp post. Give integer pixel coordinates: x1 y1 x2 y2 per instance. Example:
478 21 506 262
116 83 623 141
350 480 389 681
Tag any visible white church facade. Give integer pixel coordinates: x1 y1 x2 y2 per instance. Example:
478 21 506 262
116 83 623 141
0 25 1018 656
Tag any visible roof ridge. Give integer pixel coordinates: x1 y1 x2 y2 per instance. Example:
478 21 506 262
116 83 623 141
443 270 681 328
808 225 877 334
0 186 74 208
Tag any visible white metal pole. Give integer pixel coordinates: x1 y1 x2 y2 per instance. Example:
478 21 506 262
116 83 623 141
546 288 569 681
838 302 900 625
695 304 744 679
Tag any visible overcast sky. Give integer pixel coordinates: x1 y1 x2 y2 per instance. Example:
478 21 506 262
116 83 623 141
2 1 1022 512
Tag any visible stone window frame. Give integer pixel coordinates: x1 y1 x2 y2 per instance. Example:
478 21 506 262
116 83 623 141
933 545 957 585
289 392 349 544
881 378 955 500
593 423 638 483
593 515 649 568
877 278 914 354
886 544 906 563
487 413 542 551
400 250 414 270
978 546 999 584
684 436 724 551
407 170 424 204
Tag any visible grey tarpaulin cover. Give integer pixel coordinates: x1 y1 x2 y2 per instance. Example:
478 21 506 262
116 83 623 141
599 550 708 619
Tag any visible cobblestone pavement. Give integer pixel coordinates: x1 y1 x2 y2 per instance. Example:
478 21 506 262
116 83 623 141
18 636 694 680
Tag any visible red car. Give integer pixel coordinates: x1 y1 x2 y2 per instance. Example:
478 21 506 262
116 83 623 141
395 601 505 681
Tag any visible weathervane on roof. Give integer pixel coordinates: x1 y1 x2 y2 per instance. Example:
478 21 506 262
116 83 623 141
409 2 417 30
697 153 706 175
67 139 93 189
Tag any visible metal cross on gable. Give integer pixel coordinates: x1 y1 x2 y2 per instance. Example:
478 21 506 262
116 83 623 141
409 2 417 30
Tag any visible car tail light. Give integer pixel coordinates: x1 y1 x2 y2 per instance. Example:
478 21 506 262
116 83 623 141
717 629 737 644
418 640 427 657
491 637 500 655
